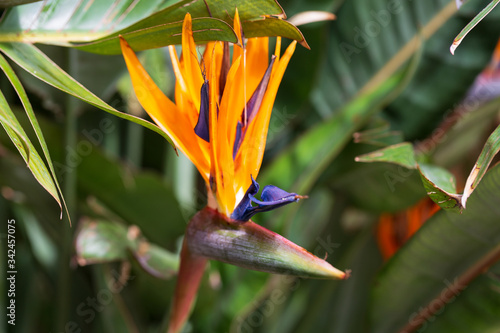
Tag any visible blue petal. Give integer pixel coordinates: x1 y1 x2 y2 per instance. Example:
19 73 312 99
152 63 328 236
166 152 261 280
231 176 304 222
194 80 210 142
232 121 243 159
231 176 259 221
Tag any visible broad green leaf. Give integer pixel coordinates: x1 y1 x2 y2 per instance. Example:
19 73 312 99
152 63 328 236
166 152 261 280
0 51 67 219
355 142 416 169
420 263 500 333
314 0 498 141
0 42 177 149
75 18 237 55
312 0 457 118
462 122 500 208
0 85 61 210
450 0 500 54
385 1 500 140
356 145 463 211
0 0 305 54
289 230 382 333
76 0 305 54
418 163 461 211
333 161 426 213
370 163 500 333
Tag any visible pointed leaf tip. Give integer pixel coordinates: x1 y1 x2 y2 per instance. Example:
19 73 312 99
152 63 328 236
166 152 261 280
187 207 348 279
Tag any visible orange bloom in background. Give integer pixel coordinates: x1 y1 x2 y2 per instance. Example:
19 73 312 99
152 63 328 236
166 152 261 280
377 198 440 260
120 11 302 220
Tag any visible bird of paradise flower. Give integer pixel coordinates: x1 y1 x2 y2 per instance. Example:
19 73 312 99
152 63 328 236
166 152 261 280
120 10 348 333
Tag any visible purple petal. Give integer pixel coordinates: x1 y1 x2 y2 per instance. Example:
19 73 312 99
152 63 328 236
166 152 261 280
194 80 210 142
232 121 243 160
243 56 276 126
219 42 230 99
231 176 305 222
231 176 259 221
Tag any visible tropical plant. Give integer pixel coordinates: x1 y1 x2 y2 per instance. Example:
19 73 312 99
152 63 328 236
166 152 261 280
0 0 499 332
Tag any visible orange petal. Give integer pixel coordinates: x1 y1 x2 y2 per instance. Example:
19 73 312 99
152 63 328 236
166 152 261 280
207 43 235 215
120 36 210 180
181 13 204 112
207 46 224 210
216 57 240 214
274 36 282 60
235 41 297 192
219 55 243 160
232 9 243 63
203 41 223 103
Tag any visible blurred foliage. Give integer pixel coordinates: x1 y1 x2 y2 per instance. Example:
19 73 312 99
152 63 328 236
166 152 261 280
1 0 500 332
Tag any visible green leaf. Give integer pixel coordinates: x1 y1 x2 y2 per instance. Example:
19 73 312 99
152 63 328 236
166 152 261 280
370 163 500 333
462 122 500 208
312 0 456 117
385 1 500 140
418 163 462 211
75 0 306 54
75 18 238 55
0 51 67 219
334 161 426 213
0 81 61 211
283 230 383 333
314 0 498 141
0 0 305 54
355 142 417 169
420 263 500 333
0 42 177 149
450 0 500 54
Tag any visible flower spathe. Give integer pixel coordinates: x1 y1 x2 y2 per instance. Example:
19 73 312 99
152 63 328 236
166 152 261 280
120 11 300 219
